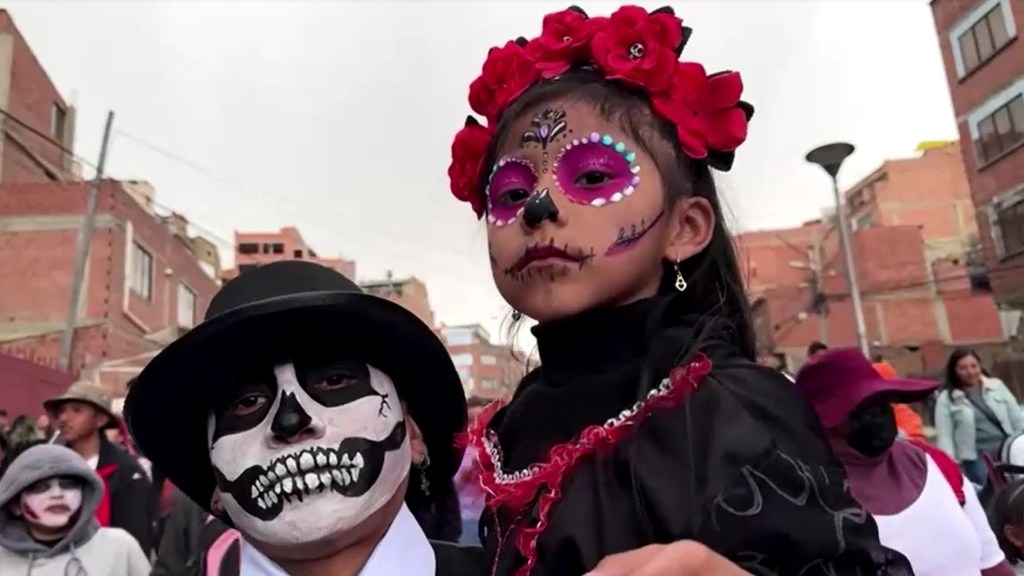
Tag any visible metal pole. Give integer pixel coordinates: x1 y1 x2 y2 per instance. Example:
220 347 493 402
830 174 870 356
58 111 115 371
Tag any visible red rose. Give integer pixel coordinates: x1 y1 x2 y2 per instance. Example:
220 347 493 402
527 9 602 79
468 41 540 125
590 6 683 92
651 62 710 159
652 63 750 158
448 120 494 218
701 71 748 152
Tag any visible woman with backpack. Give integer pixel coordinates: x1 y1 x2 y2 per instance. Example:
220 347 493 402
796 348 1014 575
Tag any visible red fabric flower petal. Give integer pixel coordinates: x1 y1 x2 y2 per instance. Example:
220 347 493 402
448 121 493 218
468 41 539 125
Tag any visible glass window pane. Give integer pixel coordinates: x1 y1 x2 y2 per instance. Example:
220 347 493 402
989 6 1010 48
975 16 995 60
959 30 980 73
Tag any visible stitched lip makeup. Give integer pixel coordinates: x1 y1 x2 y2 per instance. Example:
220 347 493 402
512 243 583 273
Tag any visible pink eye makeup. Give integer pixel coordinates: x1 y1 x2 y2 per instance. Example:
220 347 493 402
553 132 641 207
486 156 537 227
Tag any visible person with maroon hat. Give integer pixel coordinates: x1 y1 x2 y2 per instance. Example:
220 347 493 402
796 347 1014 576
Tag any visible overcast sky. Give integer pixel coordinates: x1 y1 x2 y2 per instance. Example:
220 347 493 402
7 0 955 350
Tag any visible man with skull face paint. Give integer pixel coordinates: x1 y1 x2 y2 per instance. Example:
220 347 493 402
124 261 480 576
797 348 1015 576
0 444 150 576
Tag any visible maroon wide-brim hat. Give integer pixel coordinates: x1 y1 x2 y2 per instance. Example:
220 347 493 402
795 347 938 429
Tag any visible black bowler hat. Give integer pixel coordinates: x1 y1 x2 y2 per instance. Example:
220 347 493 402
124 261 467 512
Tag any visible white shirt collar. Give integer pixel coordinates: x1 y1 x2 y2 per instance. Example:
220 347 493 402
240 504 435 576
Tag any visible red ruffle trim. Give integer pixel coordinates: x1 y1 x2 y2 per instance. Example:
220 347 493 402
464 353 712 576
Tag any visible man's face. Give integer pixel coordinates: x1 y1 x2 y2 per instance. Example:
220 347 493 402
208 359 410 548
17 476 83 533
55 402 106 443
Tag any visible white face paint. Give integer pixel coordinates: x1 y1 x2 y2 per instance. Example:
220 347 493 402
208 361 410 546
19 477 83 530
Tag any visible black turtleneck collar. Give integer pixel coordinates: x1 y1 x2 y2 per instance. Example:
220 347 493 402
531 297 658 386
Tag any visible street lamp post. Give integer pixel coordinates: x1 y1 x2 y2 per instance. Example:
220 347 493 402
805 143 870 357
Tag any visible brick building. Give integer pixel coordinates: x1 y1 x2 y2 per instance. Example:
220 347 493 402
0 180 220 395
440 324 526 400
931 0 1024 306
225 226 356 280
0 10 75 184
360 274 436 328
739 144 1006 370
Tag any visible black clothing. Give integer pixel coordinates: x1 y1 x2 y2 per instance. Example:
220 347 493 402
482 297 913 575
96 435 155 557
410 477 463 543
154 488 211 576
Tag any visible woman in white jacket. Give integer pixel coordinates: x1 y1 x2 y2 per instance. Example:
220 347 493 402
935 348 1024 491
0 444 150 576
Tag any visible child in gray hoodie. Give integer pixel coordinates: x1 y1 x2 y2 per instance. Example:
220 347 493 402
0 444 151 576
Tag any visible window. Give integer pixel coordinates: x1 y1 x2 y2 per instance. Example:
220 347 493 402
997 199 1024 255
443 329 475 347
481 379 499 389
237 243 259 255
130 242 153 300
177 284 197 328
293 249 303 258
481 355 497 365
974 95 1024 163
51 104 66 139
952 0 1016 78
271 243 284 254
450 353 473 367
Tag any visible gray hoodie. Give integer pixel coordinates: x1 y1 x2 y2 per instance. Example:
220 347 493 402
0 444 150 576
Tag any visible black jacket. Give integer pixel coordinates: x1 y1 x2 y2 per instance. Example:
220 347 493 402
410 477 463 543
96 435 154 556
153 488 210 576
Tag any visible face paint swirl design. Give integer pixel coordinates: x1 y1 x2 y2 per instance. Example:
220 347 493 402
520 108 568 150
606 211 665 256
19 477 83 530
209 361 410 546
554 132 641 207
486 156 537 226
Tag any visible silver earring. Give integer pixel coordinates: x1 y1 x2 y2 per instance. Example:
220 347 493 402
674 262 688 293
418 452 431 496
512 309 522 321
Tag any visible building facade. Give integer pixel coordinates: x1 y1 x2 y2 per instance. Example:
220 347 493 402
0 10 76 184
738 144 1007 370
360 274 436 328
226 226 356 280
0 180 220 394
931 0 1024 306
440 324 525 400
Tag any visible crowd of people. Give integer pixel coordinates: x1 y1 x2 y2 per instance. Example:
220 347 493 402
6 3 1024 575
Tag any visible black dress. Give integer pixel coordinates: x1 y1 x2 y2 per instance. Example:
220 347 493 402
476 297 913 576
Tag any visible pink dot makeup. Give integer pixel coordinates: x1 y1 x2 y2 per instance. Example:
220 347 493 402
553 132 641 207
486 156 538 227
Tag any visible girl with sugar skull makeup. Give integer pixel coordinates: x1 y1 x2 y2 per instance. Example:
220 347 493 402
449 6 915 576
0 444 150 576
124 261 482 576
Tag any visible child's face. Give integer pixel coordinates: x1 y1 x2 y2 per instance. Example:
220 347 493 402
487 99 692 322
17 477 83 531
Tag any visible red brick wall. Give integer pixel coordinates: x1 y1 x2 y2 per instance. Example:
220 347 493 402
0 180 218 377
0 351 71 419
931 0 1024 302
0 10 71 183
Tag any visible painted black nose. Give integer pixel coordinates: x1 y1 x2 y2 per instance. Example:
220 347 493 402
270 391 313 442
523 188 559 229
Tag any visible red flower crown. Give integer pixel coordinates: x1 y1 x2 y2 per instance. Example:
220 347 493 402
448 5 754 218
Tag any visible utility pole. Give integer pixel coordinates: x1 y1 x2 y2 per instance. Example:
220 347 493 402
809 231 828 344
59 111 114 371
